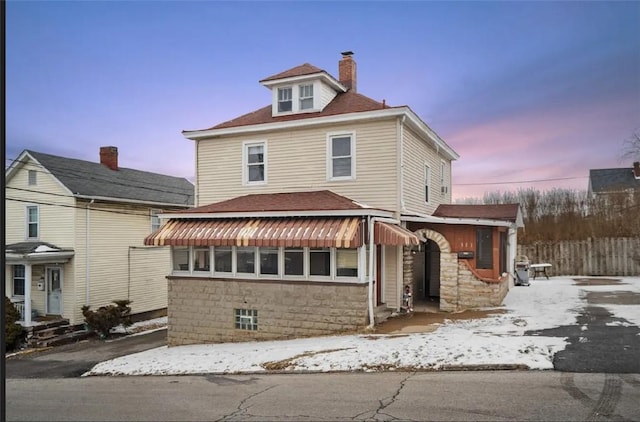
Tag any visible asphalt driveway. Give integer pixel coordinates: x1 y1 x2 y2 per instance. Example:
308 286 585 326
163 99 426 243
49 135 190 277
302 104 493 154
5 329 167 378
526 278 640 373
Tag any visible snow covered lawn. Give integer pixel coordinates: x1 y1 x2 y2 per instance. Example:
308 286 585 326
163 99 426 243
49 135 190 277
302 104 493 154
84 276 640 376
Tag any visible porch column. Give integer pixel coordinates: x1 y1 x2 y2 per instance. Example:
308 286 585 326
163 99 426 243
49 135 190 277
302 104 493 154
24 263 32 326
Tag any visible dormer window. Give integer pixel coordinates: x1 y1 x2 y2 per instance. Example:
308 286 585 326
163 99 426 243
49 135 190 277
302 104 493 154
299 84 314 110
277 87 292 112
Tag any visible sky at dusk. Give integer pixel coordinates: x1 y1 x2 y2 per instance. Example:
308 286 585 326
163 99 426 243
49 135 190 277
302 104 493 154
6 1 640 200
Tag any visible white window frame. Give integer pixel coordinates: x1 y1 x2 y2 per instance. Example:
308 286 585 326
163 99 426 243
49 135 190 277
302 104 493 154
172 246 362 283
242 141 267 186
440 160 447 195
277 87 293 113
26 205 39 240
327 131 356 181
299 83 314 110
425 164 431 204
151 209 162 232
28 170 37 186
13 265 25 297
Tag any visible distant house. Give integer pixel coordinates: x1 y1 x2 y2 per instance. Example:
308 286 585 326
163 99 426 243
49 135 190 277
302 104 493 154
5 146 194 327
588 161 640 198
146 52 523 345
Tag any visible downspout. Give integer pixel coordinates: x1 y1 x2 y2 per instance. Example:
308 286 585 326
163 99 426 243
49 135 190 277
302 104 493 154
397 115 407 216
85 199 94 306
194 140 200 207
128 246 132 300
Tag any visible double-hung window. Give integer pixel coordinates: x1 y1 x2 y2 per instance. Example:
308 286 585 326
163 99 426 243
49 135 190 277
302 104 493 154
424 165 431 203
151 209 162 232
13 265 25 296
328 133 355 180
299 84 314 110
244 141 266 185
277 87 292 112
26 205 39 239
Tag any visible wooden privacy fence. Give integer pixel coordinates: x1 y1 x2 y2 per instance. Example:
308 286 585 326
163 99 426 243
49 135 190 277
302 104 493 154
517 237 640 277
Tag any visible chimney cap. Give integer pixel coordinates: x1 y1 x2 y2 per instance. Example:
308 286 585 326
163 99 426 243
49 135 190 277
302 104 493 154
341 51 354 57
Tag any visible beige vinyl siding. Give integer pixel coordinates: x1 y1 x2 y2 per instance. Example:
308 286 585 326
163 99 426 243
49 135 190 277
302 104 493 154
402 126 452 215
197 118 400 211
128 246 170 314
72 201 168 324
383 245 399 307
318 81 338 110
5 160 75 246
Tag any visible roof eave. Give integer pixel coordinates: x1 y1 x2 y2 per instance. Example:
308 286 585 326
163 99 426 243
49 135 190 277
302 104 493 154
260 72 347 93
74 194 193 208
161 208 395 220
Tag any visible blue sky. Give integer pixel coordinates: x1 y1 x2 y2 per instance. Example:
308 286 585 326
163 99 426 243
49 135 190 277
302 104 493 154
6 1 640 199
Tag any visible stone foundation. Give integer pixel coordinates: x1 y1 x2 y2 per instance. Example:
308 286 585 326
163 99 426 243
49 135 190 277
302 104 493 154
167 277 368 346
457 263 509 308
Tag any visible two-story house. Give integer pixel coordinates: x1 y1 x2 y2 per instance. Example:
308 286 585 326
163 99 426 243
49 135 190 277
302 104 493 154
5 147 194 328
146 52 522 345
588 162 640 198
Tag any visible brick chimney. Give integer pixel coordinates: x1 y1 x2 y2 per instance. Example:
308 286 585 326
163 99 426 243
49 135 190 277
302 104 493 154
634 161 640 179
339 51 357 92
100 146 118 171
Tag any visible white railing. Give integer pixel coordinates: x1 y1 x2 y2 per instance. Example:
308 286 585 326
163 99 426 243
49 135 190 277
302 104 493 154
12 300 26 321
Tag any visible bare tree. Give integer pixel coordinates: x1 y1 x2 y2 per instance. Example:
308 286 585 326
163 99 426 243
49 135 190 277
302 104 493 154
621 130 640 162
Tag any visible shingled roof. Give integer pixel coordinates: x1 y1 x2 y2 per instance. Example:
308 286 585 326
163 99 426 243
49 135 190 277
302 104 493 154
191 91 392 132
177 190 380 214
19 150 194 206
589 166 640 193
259 63 325 82
433 204 521 223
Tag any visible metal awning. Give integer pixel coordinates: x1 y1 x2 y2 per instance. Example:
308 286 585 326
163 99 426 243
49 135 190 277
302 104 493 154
374 222 420 246
145 217 363 248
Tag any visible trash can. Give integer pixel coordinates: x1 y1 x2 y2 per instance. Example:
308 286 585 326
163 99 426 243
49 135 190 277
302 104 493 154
514 255 530 286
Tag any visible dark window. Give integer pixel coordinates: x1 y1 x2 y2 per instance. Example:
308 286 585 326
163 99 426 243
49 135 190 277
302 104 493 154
259 247 279 276
310 248 331 276
284 248 304 276
476 227 493 269
214 247 232 273
236 247 255 274
13 265 25 296
499 231 508 274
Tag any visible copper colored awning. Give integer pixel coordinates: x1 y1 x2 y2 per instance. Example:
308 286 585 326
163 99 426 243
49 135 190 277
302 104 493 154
374 222 420 246
145 217 363 248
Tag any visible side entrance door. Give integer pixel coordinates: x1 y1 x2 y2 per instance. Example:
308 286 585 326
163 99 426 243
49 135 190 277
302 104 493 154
46 267 62 315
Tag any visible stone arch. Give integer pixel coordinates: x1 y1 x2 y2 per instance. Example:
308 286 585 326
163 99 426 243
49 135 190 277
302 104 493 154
414 228 452 254
406 228 458 312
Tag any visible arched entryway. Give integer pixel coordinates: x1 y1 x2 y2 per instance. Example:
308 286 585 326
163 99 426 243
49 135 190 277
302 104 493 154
406 228 458 312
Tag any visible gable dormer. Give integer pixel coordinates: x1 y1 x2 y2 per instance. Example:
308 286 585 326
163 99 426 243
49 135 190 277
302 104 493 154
260 53 358 117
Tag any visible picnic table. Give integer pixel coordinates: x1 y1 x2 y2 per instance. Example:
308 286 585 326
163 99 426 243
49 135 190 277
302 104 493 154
530 263 552 279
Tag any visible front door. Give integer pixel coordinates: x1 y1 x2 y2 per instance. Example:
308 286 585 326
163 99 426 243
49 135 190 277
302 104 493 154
46 267 62 315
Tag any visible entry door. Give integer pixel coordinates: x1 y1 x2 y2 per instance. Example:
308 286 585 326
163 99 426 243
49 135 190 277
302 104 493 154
46 267 62 315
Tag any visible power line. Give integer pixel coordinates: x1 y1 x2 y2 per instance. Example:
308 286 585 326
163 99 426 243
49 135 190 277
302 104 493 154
453 176 588 186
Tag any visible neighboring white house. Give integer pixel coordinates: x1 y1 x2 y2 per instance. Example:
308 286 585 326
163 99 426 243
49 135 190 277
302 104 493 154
5 146 194 326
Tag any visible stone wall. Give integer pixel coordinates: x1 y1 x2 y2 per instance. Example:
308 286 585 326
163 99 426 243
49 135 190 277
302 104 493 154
167 277 369 346
456 262 509 308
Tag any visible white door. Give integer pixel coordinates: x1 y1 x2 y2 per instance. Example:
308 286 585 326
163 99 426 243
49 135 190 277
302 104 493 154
46 267 62 315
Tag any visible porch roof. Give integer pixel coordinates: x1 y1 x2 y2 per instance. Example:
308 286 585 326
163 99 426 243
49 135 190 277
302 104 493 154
6 242 75 263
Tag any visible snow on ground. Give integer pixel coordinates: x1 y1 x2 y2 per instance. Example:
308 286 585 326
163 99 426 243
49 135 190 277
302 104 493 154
85 277 640 376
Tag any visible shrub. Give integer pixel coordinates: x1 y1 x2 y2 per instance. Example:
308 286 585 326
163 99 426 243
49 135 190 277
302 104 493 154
5 296 25 351
81 299 132 339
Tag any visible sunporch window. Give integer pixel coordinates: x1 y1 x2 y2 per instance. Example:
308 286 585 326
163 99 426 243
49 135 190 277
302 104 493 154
476 227 493 269
172 247 189 271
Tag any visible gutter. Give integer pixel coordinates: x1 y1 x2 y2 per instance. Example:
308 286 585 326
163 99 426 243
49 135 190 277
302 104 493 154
86 199 94 306
402 212 516 228
74 194 193 208
161 208 396 220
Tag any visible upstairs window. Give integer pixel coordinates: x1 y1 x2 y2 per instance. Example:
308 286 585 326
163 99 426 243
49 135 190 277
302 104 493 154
440 160 448 194
26 205 39 239
425 165 431 203
328 133 355 180
277 87 292 112
151 209 162 232
299 84 314 110
244 141 266 185
28 170 37 186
